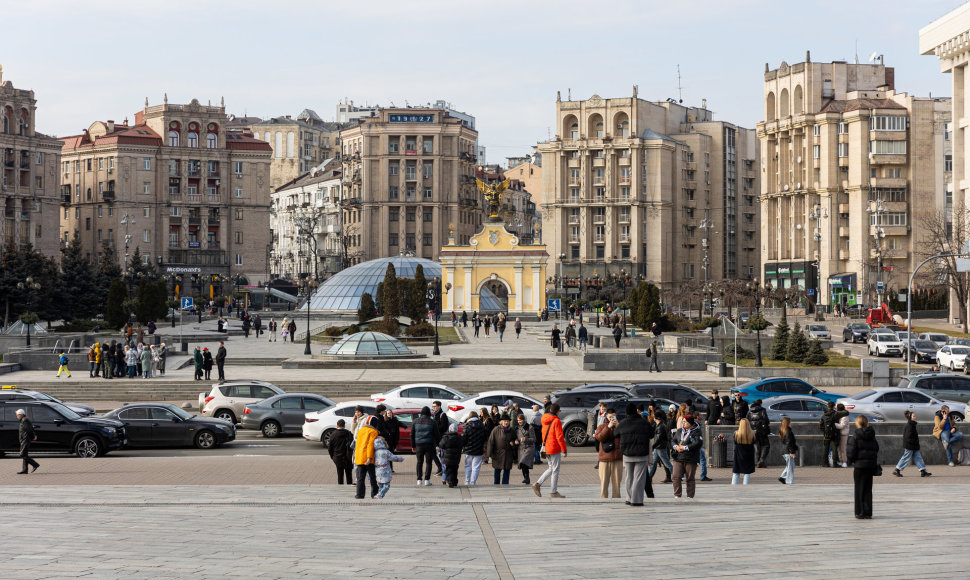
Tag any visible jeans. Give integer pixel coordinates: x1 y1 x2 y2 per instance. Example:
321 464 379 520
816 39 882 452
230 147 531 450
415 445 435 481
499 330 504 342
780 454 795 484
699 449 708 479
579 337 587 350
731 472 751 485
536 452 562 493
464 455 483 484
127 365 136 378
941 430 964 464
649 448 672 479
376 483 391 499
493 468 510 484
355 464 377 498
895 449 926 471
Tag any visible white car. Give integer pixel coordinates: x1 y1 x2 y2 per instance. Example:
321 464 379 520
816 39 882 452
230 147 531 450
937 345 970 372
867 333 903 357
896 331 916 342
837 388 967 422
805 324 831 340
370 383 466 409
445 391 543 422
919 332 950 349
302 400 390 447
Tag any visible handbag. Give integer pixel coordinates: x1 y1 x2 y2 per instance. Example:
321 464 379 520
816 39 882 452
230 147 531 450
601 438 615 453
540 422 551 459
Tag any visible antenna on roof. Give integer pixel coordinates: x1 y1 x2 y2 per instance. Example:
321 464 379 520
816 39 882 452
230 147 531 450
677 65 684 103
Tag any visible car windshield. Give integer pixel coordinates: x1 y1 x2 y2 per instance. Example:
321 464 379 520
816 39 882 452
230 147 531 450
951 347 970 355
48 402 82 420
849 323 868 330
164 404 194 419
914 340 937 349
807 325 827 332
929 335 948 342
852 389 877 400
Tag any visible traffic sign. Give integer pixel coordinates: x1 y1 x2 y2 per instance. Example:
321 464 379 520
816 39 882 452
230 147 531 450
547 298 561 312
807 289 814 296
181 297 194 310
876 281 884 292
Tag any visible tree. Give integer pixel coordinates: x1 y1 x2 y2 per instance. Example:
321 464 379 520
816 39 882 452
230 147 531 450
803 339 829 366
105 279 128 329
96 240 122 293
379 263 401 318
770 313 790 360
407 264 428 321
358 292 376 324
59 233 100 320
632 282 662 330
919 204 970 333
701 316 721 347
129 246 159 281
785 321 809 363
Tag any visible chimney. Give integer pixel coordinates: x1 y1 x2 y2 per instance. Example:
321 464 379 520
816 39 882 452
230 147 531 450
107 120 115 133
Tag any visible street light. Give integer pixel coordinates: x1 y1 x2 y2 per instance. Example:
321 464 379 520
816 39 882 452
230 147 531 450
905 253 970 375
428 278 446 356
746 278 772 367
866 200 887 306
303 278 318 356
16 277 41 348
809 203 829 321
558 252 566 320
120 214 136 270
169 274 182 327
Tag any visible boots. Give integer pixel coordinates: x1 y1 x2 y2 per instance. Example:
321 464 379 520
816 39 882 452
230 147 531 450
920 469 932 477
892 468 902 477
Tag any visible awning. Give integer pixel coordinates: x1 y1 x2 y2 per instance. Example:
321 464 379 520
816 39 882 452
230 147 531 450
828 272 857 290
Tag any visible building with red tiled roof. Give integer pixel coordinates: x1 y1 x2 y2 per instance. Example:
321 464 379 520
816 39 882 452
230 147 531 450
60 96 273 295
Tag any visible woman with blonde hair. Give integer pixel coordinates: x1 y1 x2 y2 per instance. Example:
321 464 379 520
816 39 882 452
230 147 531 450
778 416 797 485
732 418 756 485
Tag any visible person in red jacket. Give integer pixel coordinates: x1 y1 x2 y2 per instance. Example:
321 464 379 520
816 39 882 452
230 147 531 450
532 404 568 498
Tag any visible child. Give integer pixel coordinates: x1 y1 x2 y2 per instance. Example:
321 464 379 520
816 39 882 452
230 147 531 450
374 436 403 498
328 419 354 485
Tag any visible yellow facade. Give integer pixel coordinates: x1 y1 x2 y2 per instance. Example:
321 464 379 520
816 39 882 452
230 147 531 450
439 222 548 315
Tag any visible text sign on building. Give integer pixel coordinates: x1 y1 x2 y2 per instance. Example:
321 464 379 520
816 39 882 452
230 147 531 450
189 241 201 248
388 114 435 123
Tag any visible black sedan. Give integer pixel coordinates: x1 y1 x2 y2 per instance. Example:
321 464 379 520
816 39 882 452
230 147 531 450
842 322 871 343
104 403 236 449
902 339 939 364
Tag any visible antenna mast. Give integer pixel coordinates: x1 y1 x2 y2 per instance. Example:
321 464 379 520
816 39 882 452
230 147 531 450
677 65 684 103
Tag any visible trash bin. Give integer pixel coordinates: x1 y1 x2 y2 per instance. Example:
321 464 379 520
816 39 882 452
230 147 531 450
709 439 728 468
717 362 727 377
181 341 188 353
630 328 636 338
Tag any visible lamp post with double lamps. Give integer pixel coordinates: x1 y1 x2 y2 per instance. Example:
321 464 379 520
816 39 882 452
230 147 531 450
809 203 828 320
302 277 318 356
866 200 887 306
16 277 41 347
746 279 772 367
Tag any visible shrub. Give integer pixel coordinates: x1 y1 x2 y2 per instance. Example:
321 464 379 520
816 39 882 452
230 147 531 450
665 314 693 332
786 322 809 363
404 321 435 337
345 324 361 335
58 319 102 332
324 326 345 337
770 315 790 360
722 344 754 361
368 317 401 336
803 339 829 366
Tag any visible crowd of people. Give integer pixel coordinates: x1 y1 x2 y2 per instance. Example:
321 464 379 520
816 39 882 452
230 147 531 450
84 339 168 379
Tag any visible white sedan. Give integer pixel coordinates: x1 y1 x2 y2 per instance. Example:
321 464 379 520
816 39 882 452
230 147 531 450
836 388 966 422
937 345 970 372
370 383 466 409
302 400 391 447
445 391 543 422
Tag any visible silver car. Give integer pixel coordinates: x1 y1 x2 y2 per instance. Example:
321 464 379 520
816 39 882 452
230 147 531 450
200 381 286 424
241 393 335 438
836 388 967 422
761 395 882 423
805 324 831 340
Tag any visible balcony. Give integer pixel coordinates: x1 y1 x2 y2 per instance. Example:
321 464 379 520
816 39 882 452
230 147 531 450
567 216 580 225
568 158 580 167
188 217 202 225
61 193 71 206
568 235 580 243
404 172 417 181
102 190 115 202
870 177 907 189
208 170 220 178
593 216 606 225
594 234 605 243
838 203 849 215
619 234 630 242
839 226 850 238
618 215 631 224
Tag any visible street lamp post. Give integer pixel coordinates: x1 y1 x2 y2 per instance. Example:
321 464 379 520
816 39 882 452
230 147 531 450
905 253 970 374
303 278 317 356
16 277 41 348
809 203 828 321
866 200 887 306
747 279 772 367
170 274 182 327
558 252 566 320
428 278 445 356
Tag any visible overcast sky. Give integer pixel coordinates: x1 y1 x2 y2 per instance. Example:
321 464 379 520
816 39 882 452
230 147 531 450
2 0 965 163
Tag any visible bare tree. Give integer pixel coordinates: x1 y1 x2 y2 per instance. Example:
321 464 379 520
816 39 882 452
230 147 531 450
919 205 970 333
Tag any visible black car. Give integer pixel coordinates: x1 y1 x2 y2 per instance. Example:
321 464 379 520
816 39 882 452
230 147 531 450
0 401 125 458
624 383 707 406
902 339 939 364
843 322 871 343
104 403 236 449
0 387 96 416
598 398 678 421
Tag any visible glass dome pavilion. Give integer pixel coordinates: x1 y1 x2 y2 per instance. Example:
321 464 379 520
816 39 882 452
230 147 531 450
303 256 441 311
326 331 413 356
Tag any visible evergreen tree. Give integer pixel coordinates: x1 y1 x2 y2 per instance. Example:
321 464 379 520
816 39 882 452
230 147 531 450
375 282 385 316
380 263 401 318
803 339 829 366
786 321 810 363
358 292 376 324
770 314 790 360
135 278 152 324
129 246 159 281
105 278 128 329
639 283 662 330
407 265 428 321
59 233 100 320
629 284 641 325
96 241 122 293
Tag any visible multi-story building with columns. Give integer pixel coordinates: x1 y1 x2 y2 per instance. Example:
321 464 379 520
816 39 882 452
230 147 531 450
338 107 480 263
59 96 272 292
249 110 343 190
0 66 64 258
537 90 760 297
759 54 951 311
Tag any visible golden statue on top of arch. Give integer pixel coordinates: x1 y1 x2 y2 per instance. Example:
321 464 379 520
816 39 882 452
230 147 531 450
476 177 510 223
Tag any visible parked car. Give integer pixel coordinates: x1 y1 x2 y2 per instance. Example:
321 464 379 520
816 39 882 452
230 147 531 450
444 391 542 422
760 395 883 423
937 345 970 372
843 322 871 343
867 333 903 357
901 339 939 364
918 332 950 349
551 386 633 446
199 381 286 424
386 408 461 453
946 338 970 347
836 388 967 422
896 331 916 342
624 383 707 406
370 383 466 409
731 377 847 404
0 401 125 458
597 398 679 421
845 304 869 317
900 372 970 404
805 324 831 340
569 383 629 390
302 400 387 447
0 387 95 416
104 403 235 449
240 393 335 438
738 311 751 328
880 325 904 334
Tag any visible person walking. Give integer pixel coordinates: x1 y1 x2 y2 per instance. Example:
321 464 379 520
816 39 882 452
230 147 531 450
748 399 771 468
648 411 673 483
373 437 404 499
530 405 544 465
242 316 251 339
847 415 880 519
550 324 561 352
515 413 536 484
483 314 491 337
461 310 468 327
268 318 278 342
648 340 661 372
577 322 588 351
497 315 507 342
157 343 167 376
564 322 576 350
473 314 481 338
192 346 203 381
56 352 72 378
253 314 263 339
819 401 840 467
732 418 756 485
731 392 748 422
615 403 654 505
485 413 516 485
835 403 851 467
533 403 567 498
410 406 440 486
215 342 227 381
202 348 214 380
670 415 703 499
15 409 39 474
461 412 487 485
594 407 623 499
612 324 622 351
354 414 380 499
431 401 448 477
451 311 457 326
514 318 522 340
893 410 932 478
287 319 297 343
439 424 464 488
328 419 354 485
778 416 797 485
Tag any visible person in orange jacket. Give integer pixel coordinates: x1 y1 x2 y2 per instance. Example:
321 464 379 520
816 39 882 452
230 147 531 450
532 403 568 498
354 414 380 499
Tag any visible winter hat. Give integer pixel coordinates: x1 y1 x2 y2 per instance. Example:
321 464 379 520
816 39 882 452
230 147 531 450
448 423 459 433
15 409 25 416
500 413 511 422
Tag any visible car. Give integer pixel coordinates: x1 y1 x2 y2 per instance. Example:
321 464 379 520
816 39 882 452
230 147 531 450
302 400 387 447
370 383 466 409
0 386 96 416
836 388 967 422
805 324 831 340
738 312 751 328
240 393 336 438
947 338 970 347
867 333 903 357
624 383 708 406
731 377 847 404
551 386 633 446
880 325 904 334
901 339 939 364
387 408 461 453
445 391 543 423
843 322 871 343
199 381 286 424
0 401 125 458
937 345 970 372
759 395 883 423
896 331 916 342
900 372 970 404
569 383 629 390
845 304 869 317
598 398 679 421
104 403 235 449
918 332 950 349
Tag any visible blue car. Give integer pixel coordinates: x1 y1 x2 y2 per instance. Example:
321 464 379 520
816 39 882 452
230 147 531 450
730 377 847 404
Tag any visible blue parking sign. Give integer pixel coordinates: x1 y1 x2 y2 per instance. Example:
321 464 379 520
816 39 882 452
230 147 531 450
181 297 194 310
548 298 561 312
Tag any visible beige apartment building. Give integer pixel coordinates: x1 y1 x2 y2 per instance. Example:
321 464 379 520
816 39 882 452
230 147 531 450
759 55 951 311
506 158 543 206
249 110 342 190
59 96 273 292
0 66 64 258
339 107 480 263
537 90 760 298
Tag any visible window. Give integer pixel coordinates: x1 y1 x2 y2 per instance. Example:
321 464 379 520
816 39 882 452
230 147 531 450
813 124 820 136
389 162 399 176
423 163 433 178
187 132 198 148
234 208 243 220
813 145 820 159
143 157 151 170
682 263 695 279
888 167 902 178
871 115 906 131
34 176 42 189
870 140 906 155
235 186 243 198
171 206 182 217
35 151 42 165
388 140 399 153
97 205 103 218
423 233 432 246
206 133 217 149
188 184 198 195
945 154 953 172
143 207 151 218
423 208 433 222
143 229 150 243
838 122 848 135
389 186 399 199
406 233 415 249
389 208 399 221
168 131 179 147
389 233 399 246
235 254 243 266
235 232 244 244
406 208 416 221
423 138 433 153
837 143 849 158
97 229 102 242
234 161 243 175
423 187 432 200
86 159 92 171
85 217 91 230
571 245 580 259
98 158 104 170
869 212 907 226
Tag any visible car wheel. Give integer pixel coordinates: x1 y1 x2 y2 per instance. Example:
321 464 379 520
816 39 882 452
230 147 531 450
261 420 281 438
564 422 589 447
951 412 965 422
951 362 957 372
74 436 100 458
321 428 335 448
195 430 216 449
214 409 236 424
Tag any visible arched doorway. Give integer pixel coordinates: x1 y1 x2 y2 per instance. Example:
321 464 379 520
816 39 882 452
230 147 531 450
478 276 510 313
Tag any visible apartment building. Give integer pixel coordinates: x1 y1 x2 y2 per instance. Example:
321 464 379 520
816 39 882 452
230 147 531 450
249 109 342 189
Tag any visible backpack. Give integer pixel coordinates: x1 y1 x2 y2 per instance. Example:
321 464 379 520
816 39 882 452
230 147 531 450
823 416 839 440
61 355 69 365
750 408 767 434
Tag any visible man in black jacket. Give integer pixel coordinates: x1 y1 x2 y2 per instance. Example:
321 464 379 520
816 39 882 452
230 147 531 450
615 402 653 506
431 401 448 476
670 415 703 499
893 410 931 478
819 401 839 467
847 418 879 519
411 406 440 486
16 409 39 474
706 390 721 426
731 392 748 422
460 414 487 485
328 419 354 485
748 400 771 468
215 342 227 381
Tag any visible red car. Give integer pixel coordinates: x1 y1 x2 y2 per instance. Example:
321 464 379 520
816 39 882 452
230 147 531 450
389 408 459 453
